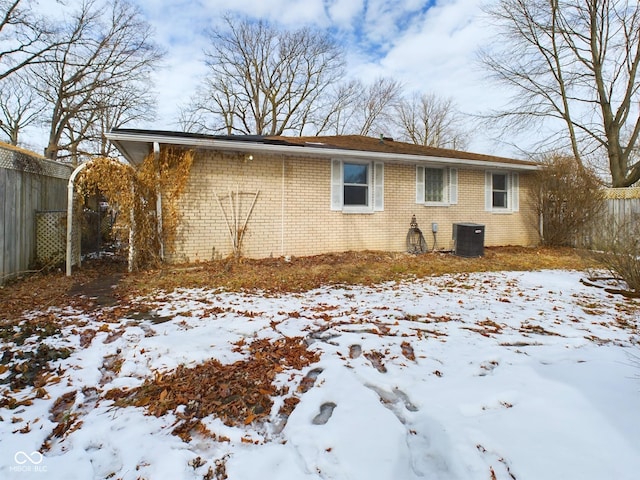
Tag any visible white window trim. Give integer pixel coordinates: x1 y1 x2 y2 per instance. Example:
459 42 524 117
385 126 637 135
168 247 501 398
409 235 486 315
485 171 519 213
416 165 458 206
331 159 384 213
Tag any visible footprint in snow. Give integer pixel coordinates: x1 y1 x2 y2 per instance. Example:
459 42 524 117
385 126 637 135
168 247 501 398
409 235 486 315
367 385 418 414
364 350 387 373
393 388 418 412
299 368 323 393
312 402 337 425
478 360 499 376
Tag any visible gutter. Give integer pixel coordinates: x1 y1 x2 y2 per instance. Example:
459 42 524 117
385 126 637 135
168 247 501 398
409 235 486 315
105 131 540 172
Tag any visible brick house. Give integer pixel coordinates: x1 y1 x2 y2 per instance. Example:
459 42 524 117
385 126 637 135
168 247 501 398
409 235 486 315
107 129 540 262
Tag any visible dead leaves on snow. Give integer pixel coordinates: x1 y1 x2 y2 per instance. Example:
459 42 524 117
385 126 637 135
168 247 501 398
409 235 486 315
0 344 71 391
47 391 79 440
41 387 100 450
364 350 388 373
400 341 416 361
463 319 504 338
106 336 319 441
519 322 562 337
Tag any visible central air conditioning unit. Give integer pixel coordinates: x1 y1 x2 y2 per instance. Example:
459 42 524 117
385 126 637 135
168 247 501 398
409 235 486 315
453 223 485 257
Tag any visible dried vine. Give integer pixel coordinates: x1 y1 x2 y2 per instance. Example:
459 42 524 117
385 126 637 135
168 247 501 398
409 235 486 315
76 148 194 270
138 146 194 258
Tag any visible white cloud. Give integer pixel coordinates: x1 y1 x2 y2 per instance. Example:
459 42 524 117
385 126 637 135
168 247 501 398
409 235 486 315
327 0 365 28
197 0 330 26
150 48 208 131
25 0 519 156
131 1 212 130
345 0 515 154
375 1 494 103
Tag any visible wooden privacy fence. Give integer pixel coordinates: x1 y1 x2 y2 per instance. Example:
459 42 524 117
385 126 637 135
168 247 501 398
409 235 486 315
0 143 72 283
578 187 640 248
602 187 640 235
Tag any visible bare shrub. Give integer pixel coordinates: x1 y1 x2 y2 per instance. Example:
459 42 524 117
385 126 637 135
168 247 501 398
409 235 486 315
589 215 640 294
530 155 604 247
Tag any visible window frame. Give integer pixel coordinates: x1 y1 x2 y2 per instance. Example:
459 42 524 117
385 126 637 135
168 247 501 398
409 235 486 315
424 167 446 204
342 161 371 209
492 172 508 209
416 165 458 207
485 171 519 213
331 159 384 213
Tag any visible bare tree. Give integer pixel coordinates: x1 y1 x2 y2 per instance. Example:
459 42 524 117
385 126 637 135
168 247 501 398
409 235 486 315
189 15 345 136
0 72 44 145
0 0 59 81
395 92 469 149
177 104 208 134
71 78 157 158
353 77 403 137
179 82 239 135
33 0 162 164
308 80 360 135
482 0 640 187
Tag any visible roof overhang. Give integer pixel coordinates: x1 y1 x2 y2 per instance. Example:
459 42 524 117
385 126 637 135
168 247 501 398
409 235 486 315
105 129 540 171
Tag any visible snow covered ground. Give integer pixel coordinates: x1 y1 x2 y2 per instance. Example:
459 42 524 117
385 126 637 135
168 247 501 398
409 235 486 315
1 269 639 479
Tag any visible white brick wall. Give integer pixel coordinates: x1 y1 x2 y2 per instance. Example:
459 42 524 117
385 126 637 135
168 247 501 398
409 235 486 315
166 150 539 262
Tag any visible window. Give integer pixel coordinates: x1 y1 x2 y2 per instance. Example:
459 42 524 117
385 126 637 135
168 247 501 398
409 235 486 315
343 163 369 206
331 160 384 212
485 171 519 212
492 173 508 208
416 166 457 206
425 168 444 202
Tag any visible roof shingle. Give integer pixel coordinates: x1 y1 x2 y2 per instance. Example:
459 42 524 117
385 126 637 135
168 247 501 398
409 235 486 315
268 135 537 167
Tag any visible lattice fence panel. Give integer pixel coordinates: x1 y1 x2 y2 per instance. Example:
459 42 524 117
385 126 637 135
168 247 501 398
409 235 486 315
604 187 640 200
36 211 80 266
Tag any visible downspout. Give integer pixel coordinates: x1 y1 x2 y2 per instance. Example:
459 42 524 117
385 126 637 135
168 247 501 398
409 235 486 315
154 142 164 261
66 162 90 276
281 156 285 256
129 187 135 273
539 185 544 245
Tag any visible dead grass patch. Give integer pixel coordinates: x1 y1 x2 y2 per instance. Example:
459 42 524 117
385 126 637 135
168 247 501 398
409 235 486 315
120 247 595 297
0 247 598 321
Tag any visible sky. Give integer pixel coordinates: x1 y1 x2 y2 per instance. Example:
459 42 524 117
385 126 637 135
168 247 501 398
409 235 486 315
143 0 507 154
1 269 639 478
33 0 515 157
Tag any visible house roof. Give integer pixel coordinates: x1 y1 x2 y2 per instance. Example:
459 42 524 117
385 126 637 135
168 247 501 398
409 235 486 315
270 135 538 166
105 128 539 171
